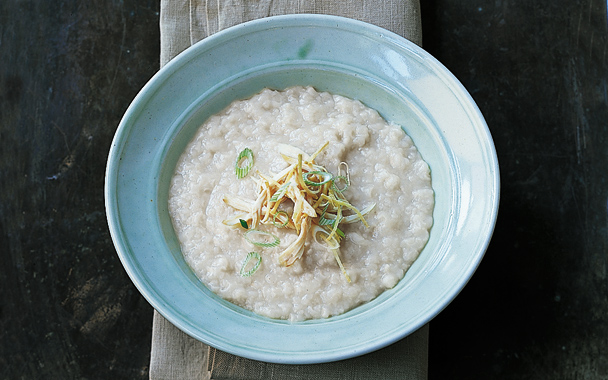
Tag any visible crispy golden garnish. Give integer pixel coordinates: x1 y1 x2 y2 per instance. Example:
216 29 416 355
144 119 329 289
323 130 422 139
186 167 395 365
223 142 376 282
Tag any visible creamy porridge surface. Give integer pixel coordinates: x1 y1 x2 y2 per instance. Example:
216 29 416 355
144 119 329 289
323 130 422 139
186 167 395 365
168 86 434 321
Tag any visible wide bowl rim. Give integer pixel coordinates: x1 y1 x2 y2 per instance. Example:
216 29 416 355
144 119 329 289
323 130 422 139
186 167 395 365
105 14 500 364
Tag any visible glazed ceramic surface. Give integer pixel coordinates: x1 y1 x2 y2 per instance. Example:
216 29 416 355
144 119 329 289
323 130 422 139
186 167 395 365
105 14 499 364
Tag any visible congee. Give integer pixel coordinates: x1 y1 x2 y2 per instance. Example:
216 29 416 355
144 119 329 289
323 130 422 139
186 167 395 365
168 86 434 321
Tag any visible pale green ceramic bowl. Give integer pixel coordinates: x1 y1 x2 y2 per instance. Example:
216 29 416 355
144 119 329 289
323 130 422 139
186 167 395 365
105 14 499 364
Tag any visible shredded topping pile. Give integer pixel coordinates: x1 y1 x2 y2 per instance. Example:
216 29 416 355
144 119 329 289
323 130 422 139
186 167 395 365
222 142 375 282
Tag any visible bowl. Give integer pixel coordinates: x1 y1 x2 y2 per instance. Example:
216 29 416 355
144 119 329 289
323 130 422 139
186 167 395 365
105 14 499 364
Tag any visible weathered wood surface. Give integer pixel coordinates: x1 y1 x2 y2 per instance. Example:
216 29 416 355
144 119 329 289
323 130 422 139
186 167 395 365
1 0 607 378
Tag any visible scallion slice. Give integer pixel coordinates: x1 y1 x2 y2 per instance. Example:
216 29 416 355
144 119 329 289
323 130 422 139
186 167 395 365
272 211 289 228
269 180 290 202
312 225 340 250
235 148 254 179
318 216 335 226
239 219 249 229
318 205 337 226
239 252 262 277
335 226 345 238
302 171 333 186
244 229 280 247
332 175 350 192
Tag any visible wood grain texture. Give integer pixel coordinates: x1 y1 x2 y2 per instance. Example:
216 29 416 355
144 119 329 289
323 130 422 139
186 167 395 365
0 0 159 378
0 0 607 378
423 0 608 379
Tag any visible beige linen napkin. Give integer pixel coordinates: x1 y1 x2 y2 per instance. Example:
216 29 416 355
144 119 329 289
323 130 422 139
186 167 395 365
159 0 422 67
151 1 426 379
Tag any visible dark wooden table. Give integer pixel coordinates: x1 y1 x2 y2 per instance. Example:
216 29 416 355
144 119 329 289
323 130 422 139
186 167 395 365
1 1 607 379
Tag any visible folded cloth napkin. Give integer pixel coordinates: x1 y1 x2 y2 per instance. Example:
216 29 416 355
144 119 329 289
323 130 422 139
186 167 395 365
151 1 426 379
151 310 428 379
159 0 422 67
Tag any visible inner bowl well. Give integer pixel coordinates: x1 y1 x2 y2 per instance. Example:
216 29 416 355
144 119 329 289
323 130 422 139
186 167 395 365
105 14 499 364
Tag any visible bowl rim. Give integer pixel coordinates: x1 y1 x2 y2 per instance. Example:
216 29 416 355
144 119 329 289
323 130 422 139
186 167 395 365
105 13 500 364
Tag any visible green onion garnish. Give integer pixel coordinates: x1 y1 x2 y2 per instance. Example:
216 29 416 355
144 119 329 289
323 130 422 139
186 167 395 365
235 148 254 179
302 171 333 186
318 205 336 226
269 181 290 202
311 225 340 250
239 219 249 229
244 229 280 247
239 252 262 277
332 175 350 192
318 217 335 226
272 211 289 228
335 227 345 238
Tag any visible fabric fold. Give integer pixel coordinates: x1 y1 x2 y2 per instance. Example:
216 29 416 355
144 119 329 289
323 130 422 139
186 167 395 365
161 0 422 67
206 323 429 380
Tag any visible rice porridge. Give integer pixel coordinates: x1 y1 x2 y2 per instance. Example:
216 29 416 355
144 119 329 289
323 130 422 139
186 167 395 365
168 86 434 321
